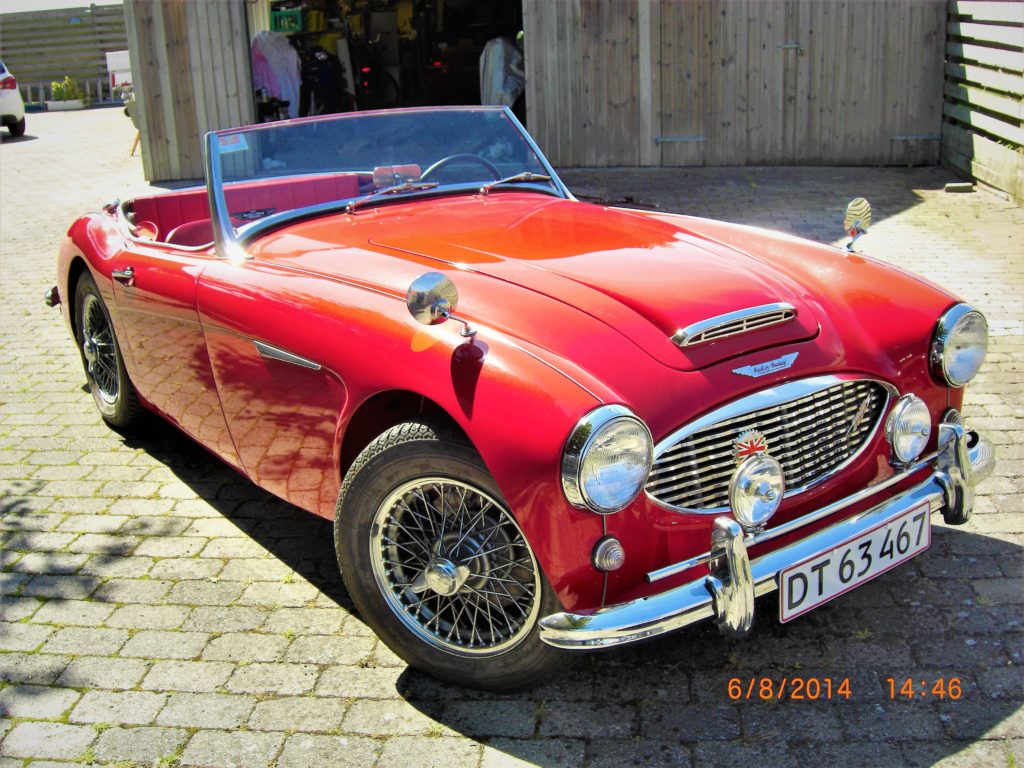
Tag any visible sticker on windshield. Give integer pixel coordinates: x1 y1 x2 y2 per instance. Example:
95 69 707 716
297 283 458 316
218 134 249 153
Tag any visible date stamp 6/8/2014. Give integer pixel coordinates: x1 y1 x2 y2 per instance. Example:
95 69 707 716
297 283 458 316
726 677 966 701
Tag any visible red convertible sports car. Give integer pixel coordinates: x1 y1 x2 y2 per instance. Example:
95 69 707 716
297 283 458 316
50 106 995 691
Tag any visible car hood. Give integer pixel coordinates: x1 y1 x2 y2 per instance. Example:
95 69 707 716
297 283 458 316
250 193 955 381
364 196 820 371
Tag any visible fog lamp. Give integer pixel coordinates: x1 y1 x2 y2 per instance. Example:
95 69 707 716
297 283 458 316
886 394 931 464
728 454 784 531
592 537 626 572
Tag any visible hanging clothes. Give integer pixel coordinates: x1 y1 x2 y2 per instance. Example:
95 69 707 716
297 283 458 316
251 30 302 119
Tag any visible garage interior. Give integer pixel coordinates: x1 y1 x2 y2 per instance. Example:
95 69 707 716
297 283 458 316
250 0 525 122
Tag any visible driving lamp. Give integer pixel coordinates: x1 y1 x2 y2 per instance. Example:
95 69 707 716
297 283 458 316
562 405 653 514
886 394 931 464
728 454 784 531
931 304 988 387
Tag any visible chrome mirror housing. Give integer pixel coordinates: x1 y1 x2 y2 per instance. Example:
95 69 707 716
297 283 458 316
843 197 871 251
406 272 476 337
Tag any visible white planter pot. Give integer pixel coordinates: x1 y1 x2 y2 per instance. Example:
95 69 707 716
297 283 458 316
46 99 85 111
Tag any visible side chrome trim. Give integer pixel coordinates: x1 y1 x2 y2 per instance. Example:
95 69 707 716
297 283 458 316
646 375 896 515
253 340 322 371
671 302 796 347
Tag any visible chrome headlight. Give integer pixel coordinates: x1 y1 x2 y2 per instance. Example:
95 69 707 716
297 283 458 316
931 304 988 387
562 405 653 514
886 394 931 464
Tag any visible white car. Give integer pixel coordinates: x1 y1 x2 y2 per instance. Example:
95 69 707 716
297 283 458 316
0 60 26 137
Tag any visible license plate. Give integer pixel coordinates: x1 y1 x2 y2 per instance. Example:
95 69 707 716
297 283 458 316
779 503 931 622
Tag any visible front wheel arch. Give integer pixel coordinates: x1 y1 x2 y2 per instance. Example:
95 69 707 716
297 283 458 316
337 390 472 481
333 420 570 690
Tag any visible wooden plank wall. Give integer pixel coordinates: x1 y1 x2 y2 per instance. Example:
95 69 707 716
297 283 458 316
124 0 255 182
0 5 127 100
942 1 1024 202
524 0 946 167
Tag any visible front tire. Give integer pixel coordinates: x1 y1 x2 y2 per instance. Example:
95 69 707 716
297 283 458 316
8 117 25 137
74 272 142 429
334 421 570 691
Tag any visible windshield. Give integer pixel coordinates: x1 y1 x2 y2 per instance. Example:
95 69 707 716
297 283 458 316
207 107 565 253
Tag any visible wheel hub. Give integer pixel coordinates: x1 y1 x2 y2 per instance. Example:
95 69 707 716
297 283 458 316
422 557 468 596
83 337 99 366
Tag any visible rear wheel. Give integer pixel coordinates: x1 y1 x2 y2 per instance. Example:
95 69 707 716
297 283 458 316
8 117 25 137
335 421 570 691
74 272 142 429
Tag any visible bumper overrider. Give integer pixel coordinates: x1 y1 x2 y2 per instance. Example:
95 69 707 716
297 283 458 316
539 423 996 650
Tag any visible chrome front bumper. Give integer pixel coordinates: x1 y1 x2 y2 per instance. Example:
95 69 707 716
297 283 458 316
539 424 995 650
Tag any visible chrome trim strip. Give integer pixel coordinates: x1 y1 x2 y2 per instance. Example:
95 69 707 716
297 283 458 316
646 376 896 514
671 302 796 347
645 449 938 583
253 340 322 371
502 106 575 201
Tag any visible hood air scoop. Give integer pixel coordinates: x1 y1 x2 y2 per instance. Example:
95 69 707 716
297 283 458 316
671 303 797 348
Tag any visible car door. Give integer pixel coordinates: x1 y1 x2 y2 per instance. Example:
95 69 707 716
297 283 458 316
110 239 242 470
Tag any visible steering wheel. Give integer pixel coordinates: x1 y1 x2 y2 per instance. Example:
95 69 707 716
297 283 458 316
420 153 502 182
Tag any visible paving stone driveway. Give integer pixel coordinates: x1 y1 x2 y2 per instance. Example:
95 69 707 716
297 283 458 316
1 109 1020 768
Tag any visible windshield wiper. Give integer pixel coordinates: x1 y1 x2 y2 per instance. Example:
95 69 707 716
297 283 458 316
346 181 440 213
479 172 553 196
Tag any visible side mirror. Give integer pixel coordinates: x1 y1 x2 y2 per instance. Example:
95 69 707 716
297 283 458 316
843 198 871 251
406 272 476 337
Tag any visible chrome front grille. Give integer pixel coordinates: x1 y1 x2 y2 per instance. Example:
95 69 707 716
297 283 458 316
645 379 889 512
672 303 796 347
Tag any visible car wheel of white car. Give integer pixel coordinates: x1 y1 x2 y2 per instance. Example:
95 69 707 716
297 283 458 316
74 273 142 429
334 421 569 691
8 117 24 137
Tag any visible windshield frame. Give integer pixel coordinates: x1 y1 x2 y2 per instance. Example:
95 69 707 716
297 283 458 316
203 106 573 260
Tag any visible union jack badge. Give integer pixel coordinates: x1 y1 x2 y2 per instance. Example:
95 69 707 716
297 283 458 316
734 429 768 463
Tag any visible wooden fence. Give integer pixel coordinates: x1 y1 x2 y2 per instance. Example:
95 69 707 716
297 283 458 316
124 0 255 182
941 1 1024 202
0 4 127 104
523 0 948 167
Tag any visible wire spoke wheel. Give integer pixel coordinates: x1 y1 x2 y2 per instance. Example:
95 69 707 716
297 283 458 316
80 293 119 406
370 477 541 656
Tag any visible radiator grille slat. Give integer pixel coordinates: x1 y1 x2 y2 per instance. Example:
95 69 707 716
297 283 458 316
645 380 887 512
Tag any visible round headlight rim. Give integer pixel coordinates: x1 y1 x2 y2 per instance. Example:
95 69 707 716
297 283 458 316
930 303 988 388
561 404 653 515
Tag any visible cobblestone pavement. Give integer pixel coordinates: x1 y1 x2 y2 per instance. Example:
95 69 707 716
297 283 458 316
1 110 1021 768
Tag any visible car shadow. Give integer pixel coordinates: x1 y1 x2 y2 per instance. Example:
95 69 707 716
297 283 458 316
34 419 1020 767
0 133 37 143
116 418 355 613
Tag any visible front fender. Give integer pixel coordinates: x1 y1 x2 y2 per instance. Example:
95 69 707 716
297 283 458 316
197 259 612 611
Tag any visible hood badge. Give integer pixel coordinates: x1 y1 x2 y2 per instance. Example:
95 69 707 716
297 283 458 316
844 394 874 439
734 429 769 463
732 352 799 378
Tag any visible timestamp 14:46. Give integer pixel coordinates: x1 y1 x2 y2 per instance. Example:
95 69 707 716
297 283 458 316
887 677 963 700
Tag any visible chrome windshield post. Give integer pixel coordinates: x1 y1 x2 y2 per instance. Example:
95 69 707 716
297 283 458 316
705 517 755 637
204 131 249 261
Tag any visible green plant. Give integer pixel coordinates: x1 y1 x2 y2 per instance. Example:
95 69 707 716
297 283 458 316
50 76 85 102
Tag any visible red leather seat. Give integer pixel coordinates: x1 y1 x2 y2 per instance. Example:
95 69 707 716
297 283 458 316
129 173 362 245
165 219 214 247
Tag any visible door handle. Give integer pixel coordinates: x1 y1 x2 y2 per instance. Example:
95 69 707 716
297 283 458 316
112 266 135 285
